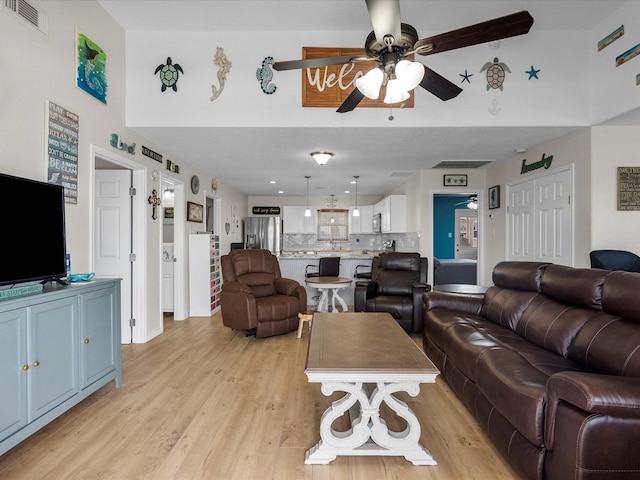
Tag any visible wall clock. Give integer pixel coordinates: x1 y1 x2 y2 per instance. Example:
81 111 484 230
190 175 200 194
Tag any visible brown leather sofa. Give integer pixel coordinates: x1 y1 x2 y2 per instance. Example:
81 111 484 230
354 252 430 333
220 249 307 338
422 261 640 480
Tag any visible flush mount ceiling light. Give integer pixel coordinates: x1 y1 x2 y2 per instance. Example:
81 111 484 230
310 151 333 166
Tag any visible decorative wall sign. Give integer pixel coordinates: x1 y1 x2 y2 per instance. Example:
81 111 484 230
166 159 180 173
211 47 232 101
301 47 414 109
142 145 163 163
154 57 183 92
187 201 204 222
257 56 277 94
520 153 553 174
76 30 107 104
488 185 500 209
110 134 136 154
444 174 467 186
46 101 79 204
616 43 640 67
617 166 640 210
252 206 281 215
481 57 511 91
598 25 624 51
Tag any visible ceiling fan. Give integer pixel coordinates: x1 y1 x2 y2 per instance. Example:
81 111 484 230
273 0 533 112
456 195 478 209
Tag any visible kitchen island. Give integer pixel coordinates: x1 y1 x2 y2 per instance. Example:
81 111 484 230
279 252 377 309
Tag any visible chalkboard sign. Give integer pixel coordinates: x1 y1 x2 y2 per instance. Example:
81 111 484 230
252 206 280 215
617 166 640 210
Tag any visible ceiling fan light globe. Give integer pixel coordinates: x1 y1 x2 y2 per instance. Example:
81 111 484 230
395 60 424 91
355 68 383 99
383 79 410 104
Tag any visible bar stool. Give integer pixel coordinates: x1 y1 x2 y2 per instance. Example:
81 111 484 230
297 310 314 338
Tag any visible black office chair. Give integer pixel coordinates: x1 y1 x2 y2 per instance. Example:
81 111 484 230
305 257 340 278
354 264 372 279
589 250 640 272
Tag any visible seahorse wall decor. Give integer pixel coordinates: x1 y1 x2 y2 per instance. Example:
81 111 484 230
211 47 232 101
256 56 277 94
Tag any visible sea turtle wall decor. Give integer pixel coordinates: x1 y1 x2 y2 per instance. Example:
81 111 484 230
256 56 277 94
480 57 511 91
155 57 184 92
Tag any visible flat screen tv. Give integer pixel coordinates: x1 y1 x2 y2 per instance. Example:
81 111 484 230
0 173 67 287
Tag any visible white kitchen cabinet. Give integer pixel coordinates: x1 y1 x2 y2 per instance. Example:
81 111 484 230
283 206 317 234
188 234 221 317
349 205 374 234
375 195 406 233
0 279 121 456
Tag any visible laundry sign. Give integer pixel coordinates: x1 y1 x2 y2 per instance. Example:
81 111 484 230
301 47 414 109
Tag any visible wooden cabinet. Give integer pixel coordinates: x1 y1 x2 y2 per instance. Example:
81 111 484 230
283 206 317 234
0 279 121 456
188 234 221 317
375 195 406 233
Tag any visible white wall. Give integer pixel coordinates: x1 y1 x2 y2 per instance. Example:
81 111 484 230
591 126 640 252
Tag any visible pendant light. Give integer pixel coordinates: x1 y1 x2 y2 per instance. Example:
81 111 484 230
352 175 360 217
304 176 311 217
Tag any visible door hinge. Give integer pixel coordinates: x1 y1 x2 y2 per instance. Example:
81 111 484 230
129 253 136 262
568 195 571 205
129 318 136 327
129 187 136 196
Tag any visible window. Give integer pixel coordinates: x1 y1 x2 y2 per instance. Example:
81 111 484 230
317 209 349 241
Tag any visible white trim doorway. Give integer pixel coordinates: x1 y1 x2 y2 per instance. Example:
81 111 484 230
90 145 148 343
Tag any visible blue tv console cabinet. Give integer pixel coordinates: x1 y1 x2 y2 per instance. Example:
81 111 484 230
0 278 121 456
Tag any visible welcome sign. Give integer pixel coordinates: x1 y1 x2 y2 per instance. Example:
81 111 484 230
301 47 415 109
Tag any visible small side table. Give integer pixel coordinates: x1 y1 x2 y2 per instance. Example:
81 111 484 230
297 310 314 338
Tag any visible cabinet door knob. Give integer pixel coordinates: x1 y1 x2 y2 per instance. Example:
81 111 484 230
22 365 29 371
84 338 90 344
32 360 40 367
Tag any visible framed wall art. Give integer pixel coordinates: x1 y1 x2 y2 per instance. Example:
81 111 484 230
488 185 501 209
443 174 468 186
187 201 204 222
76 29 107 104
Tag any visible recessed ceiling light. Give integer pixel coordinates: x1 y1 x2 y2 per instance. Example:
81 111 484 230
269 180 276 184
515 147 527 154
345 190 351 194
278 190 284 194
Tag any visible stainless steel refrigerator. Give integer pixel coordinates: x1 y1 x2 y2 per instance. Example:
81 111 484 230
244 217 282 254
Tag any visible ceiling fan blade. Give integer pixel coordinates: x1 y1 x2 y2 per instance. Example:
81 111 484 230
273 55 370 71
336 88 365 113
365 0 401 47
414 11 534 56
419 66 462 101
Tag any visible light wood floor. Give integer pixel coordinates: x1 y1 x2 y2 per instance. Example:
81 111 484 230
0 313 522 479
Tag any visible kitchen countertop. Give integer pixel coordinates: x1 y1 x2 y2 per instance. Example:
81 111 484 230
278 251 379 260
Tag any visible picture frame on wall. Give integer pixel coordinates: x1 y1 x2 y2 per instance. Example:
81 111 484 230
187 201 204 222
443 174 468 186
76 29 107 104
488 185 501 209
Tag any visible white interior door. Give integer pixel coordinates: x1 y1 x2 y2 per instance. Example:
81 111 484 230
507 167 572 265
95 169 132 343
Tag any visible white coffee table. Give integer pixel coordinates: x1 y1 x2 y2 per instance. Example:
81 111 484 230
304 312 440 465
304 276 352 312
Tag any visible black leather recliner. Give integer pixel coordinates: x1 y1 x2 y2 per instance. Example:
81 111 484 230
354 252 430 333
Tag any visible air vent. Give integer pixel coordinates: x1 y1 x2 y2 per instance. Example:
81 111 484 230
432 160 493 169
390 171 415 177
1 0 48 35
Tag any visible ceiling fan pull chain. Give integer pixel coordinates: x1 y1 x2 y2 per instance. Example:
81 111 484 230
388 107 394 121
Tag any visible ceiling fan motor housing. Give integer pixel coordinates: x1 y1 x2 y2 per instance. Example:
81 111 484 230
364 23 419 57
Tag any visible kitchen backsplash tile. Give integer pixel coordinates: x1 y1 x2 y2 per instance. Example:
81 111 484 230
283 232 419 252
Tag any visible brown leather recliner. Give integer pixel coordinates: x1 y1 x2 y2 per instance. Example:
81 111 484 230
220 249 307 338
354 252 430 333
